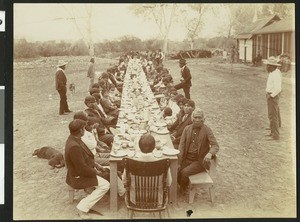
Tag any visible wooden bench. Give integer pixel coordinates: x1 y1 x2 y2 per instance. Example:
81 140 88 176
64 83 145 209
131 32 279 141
188 157 217 204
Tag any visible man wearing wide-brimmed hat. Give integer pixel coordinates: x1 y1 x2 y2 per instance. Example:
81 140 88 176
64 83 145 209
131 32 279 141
55 60 72 115
265 56 282 140
174 58 192 99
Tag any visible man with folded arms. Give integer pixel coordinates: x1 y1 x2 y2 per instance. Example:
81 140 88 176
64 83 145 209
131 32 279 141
177 108 219 195
55 60 72 115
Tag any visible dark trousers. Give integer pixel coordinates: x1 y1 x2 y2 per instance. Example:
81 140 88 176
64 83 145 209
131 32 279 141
178 159 205 191
267 93 280 139
174 83 191 99
183 86 191 99
57 88 69 114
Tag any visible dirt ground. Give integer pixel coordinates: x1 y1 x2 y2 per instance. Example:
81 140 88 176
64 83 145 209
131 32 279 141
13 56 296 220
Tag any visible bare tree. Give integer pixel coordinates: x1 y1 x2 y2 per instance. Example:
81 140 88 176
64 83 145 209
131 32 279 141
61 4 95 56
130 3 177 53
183 4 207 50
259 3 294 19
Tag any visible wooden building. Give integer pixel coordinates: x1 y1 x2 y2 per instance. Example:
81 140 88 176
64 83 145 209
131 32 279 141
235 15 280 63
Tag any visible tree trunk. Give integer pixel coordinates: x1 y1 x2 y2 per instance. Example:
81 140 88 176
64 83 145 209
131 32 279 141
190 40 194 50
163 36 168 54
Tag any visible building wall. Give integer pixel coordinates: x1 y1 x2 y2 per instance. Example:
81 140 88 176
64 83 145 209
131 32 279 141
253 31 294 62
238 39 253 62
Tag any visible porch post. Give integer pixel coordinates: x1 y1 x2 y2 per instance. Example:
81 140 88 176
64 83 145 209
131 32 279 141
267 34 270 58
281 33 284 54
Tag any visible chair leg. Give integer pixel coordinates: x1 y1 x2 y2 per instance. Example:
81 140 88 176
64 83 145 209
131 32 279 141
166 206 171 218
209 186 215 205
130 210 134 219
68 186 75 204
188 185 196 204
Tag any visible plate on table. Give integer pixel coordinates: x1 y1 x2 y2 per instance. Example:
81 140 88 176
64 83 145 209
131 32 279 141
110 150 127 157
162 149 180 156
153 121 167 127
155 128 169 135
155 94 165 99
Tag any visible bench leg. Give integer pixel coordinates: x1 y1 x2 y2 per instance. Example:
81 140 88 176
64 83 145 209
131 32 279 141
68 188 75 204
188 185 196 204
209 186 215 204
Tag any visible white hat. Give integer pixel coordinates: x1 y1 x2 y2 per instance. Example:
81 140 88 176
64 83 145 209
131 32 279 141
265 56 281 67
56 60 68 68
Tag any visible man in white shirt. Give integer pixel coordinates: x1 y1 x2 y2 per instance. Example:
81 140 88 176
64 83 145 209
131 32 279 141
265 56 282 140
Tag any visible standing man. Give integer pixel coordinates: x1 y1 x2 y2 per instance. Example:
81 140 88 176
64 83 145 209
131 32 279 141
265 56 282 141
174 58 192 99
55 60 72 115
87 58 95 91
177 108 219 194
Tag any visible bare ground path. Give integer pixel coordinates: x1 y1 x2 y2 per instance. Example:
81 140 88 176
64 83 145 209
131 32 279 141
13 57 296 219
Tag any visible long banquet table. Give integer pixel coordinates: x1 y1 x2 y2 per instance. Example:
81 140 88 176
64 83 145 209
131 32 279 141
109 59 178 211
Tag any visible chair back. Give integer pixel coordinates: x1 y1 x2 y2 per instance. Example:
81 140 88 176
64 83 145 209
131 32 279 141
123 158 170 211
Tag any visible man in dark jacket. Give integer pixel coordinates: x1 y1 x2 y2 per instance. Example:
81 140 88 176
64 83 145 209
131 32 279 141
168 99 195 148
177 108 219 194
174 58 192 99
55 60 72 115
65 119 110 219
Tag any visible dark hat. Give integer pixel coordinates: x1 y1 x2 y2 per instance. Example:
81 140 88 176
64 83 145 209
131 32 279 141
185 99 195 108
179 58 186 64
85 95 96 104
90 87 100 95
91 93 101 100
174 94 184 102
169 87 177 95
101 72 109 79
162 77 170 83
69 119 86 133
92 83 100 89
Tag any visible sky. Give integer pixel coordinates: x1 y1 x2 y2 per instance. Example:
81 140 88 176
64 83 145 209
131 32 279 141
14 3 226 42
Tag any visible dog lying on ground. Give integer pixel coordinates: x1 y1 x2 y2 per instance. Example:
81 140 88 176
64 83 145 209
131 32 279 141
69 83 76 95
32 146 65 169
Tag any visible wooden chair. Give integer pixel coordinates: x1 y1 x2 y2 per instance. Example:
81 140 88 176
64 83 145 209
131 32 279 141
123 158 170 219
188 156 217 204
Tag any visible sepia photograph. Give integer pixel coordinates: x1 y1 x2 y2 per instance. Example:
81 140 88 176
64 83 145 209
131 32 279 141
13 3 296 220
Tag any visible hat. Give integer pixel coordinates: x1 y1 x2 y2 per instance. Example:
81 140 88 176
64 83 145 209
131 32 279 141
56 60 68 68
84 95 96 104
185 99 195 108
69 119 86 133
174 94 184 102
265 56 281 67
90 87 100 95
192 108 204 117
179 58 186 64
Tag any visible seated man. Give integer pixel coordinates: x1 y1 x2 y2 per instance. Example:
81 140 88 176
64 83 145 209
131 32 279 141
91 93 117 126
122 134 172 206
100 89 119 118
177 108 219 194
84 96 114 146
168 99 195 148
65 119 110 219
73 111 110 166
98 72 110 92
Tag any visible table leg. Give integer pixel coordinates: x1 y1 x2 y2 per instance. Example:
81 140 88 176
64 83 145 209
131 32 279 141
110 161 118 211
169 159 178 204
